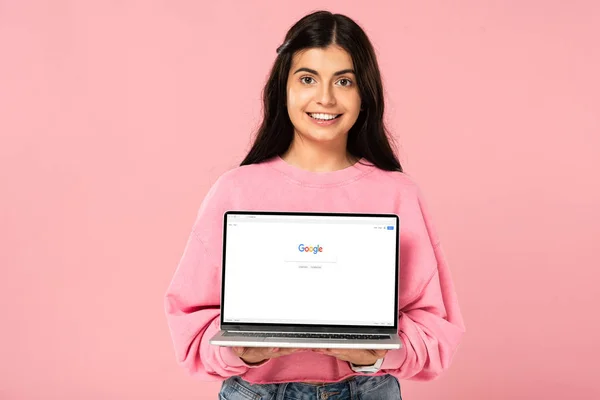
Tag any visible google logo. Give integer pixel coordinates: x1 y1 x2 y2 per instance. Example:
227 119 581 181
298 244 323 254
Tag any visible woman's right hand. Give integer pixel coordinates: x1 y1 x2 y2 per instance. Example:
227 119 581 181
231 346 301 365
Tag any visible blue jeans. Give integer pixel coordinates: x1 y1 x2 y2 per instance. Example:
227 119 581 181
219 374 402 399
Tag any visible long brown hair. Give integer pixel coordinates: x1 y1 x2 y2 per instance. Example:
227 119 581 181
240 10 402 172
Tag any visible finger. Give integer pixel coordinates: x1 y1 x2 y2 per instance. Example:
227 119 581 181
278 347 304 353
232 347 246 356
313 348 332 354
371 349 388 357
263 347 300 359
278 348 301 355
316 348 345 357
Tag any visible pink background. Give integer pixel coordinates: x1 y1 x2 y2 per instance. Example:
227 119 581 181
1 1 599 399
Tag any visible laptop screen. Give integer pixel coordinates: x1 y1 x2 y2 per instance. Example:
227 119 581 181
221 212 399 327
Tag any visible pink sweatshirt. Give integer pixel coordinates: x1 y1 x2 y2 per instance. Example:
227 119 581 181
164 156 465 384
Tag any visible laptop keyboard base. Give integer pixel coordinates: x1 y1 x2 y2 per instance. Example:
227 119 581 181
223 332 390 340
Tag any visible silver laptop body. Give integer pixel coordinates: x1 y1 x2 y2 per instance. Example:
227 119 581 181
209 211 402 350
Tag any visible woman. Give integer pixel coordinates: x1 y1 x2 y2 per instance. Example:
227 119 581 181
165 10 465 399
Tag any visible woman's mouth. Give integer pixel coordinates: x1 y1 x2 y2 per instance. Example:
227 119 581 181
307 113 342 126
307 112 342 121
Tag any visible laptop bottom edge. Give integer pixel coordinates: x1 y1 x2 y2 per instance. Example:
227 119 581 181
209 331 402 350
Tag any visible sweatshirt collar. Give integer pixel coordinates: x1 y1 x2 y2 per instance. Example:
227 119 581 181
266 155 373 186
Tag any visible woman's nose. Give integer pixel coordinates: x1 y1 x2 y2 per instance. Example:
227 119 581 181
316 85 336 106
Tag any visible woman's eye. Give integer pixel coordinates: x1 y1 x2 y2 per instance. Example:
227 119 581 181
337 78 353 87
301 76 316 84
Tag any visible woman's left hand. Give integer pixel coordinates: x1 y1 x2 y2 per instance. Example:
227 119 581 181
313 348 387 366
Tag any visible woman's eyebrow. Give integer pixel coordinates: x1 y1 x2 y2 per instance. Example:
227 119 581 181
293 67 356 76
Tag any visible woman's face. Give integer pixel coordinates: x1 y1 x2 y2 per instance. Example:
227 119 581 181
286 45 362 147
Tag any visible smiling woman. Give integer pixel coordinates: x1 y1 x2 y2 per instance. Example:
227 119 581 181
286 47 362 148
165 9 465 400
240 10 401 173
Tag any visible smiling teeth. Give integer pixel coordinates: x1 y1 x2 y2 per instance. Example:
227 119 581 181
309 113 339 120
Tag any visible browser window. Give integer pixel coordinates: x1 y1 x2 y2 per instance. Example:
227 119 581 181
222 214 398 326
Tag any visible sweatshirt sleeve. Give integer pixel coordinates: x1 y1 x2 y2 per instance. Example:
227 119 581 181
380 188 466 380
164 176 263 380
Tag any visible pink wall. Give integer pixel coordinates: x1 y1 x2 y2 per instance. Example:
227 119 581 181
1 1 598 399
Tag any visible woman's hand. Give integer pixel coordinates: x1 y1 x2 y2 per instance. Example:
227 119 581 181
231 347 386 366
231 347 302 365
313 348 387 366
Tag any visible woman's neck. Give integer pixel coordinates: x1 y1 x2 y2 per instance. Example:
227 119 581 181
281 138 358 173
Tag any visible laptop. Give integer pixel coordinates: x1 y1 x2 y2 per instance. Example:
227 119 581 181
209 211 402 349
